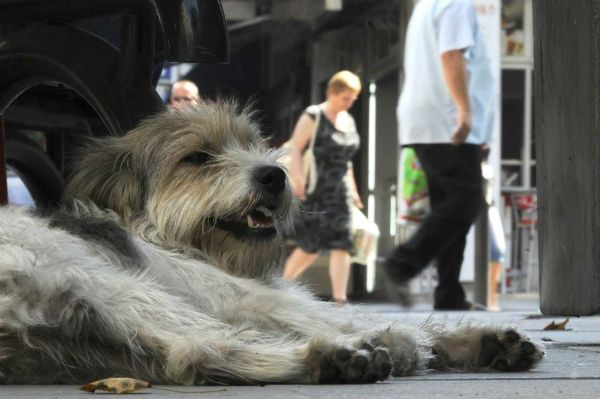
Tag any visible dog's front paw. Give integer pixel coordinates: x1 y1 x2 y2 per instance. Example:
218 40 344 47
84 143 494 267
307 342 392 384
477 329 544 372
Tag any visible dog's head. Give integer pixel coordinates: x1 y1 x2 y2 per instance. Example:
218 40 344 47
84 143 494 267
66 101 295 278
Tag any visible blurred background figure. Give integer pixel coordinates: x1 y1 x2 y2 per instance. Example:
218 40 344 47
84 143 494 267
282 70 363 305
169 80 201 109
488 202 506 311
384 0 495 310
482 145 506 311
397 143 506 311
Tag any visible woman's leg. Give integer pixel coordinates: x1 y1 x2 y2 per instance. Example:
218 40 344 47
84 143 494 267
488 205 506 311
488 261 502 311
283 247 320 280
329 250 352 302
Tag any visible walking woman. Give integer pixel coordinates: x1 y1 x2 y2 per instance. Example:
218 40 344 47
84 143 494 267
282 70 363 304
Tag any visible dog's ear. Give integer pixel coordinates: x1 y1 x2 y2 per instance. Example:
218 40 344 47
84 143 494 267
65 140 145 222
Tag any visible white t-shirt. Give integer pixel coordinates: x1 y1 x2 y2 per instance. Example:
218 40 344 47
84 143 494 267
397 0 495 145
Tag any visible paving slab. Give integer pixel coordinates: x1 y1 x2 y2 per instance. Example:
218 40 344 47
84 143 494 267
4 380 600 399
3 295 599 399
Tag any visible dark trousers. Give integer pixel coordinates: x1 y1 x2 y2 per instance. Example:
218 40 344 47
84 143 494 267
391 143 483 306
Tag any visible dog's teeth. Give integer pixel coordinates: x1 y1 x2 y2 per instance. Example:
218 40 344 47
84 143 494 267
247 215 265 229
256 206 272 218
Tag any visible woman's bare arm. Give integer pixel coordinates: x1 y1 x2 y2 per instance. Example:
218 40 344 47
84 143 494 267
283 113 317 200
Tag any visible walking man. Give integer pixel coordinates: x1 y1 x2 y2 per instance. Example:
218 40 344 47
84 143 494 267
385 0 495 310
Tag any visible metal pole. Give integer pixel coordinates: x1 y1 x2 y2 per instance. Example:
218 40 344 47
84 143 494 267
474 198 489 307
0 114 8 205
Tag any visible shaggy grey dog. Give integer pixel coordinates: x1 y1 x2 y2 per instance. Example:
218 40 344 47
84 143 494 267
0 101 543 385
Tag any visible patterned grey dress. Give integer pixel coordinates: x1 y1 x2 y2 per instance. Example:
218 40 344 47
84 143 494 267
295 105 360 253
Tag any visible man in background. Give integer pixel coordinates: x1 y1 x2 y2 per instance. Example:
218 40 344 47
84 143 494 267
385 0 495 310
169 80 201 109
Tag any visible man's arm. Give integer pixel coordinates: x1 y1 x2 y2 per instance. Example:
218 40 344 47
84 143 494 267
441 49 471 145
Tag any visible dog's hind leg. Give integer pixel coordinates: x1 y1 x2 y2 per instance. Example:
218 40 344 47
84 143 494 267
0 244 318 384
420 320 545 372
332 320 545 377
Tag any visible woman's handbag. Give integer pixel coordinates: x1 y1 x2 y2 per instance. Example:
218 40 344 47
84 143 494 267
350 206 380 266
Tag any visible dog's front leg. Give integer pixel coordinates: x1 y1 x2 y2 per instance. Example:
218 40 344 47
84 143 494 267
141 258 394 384
165 332 312 384
165 329 394 385
213 282 394 383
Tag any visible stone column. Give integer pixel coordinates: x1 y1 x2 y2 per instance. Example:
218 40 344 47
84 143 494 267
534 0 600 315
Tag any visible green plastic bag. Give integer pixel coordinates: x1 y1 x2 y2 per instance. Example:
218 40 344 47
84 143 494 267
400 147 429 222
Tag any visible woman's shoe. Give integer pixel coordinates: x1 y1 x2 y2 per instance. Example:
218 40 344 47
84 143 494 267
333 298 349 306
433 300 486 311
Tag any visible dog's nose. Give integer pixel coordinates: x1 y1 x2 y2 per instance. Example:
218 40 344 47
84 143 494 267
254 166 286 194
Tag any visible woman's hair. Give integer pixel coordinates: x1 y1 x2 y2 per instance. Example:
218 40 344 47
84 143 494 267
327 70 362 95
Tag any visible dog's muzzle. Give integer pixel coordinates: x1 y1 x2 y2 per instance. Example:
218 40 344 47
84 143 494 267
211 166 288 241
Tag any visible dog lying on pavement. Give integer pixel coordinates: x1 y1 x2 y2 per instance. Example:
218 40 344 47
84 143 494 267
0 101 544 384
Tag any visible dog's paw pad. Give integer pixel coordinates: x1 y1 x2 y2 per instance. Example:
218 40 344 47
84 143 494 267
520 341 536 356
335 348 353 362
360 342 375 351
312 344 392 384
346 350 369 380
478 329 544 372
372 348 392 378
504 329 520 343
477 335 504 367
318 356 339 384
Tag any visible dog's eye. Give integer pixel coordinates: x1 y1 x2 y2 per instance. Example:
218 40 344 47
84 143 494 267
183 152 213 165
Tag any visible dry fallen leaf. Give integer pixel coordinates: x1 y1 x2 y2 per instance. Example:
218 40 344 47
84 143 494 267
80 377 151 394
543 318 570 331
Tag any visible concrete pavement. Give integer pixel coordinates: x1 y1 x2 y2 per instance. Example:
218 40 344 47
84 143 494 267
3 294 600 398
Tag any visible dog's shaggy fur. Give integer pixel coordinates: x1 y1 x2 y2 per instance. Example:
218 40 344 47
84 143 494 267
0 101 543 385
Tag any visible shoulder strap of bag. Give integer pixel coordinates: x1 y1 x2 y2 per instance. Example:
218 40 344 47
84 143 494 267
305 105 321 152
304 105 321 195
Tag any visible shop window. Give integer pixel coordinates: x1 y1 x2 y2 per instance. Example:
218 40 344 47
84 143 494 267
500 0 534 189
501 69 525 161
6 166 35 207
501 0 527 58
